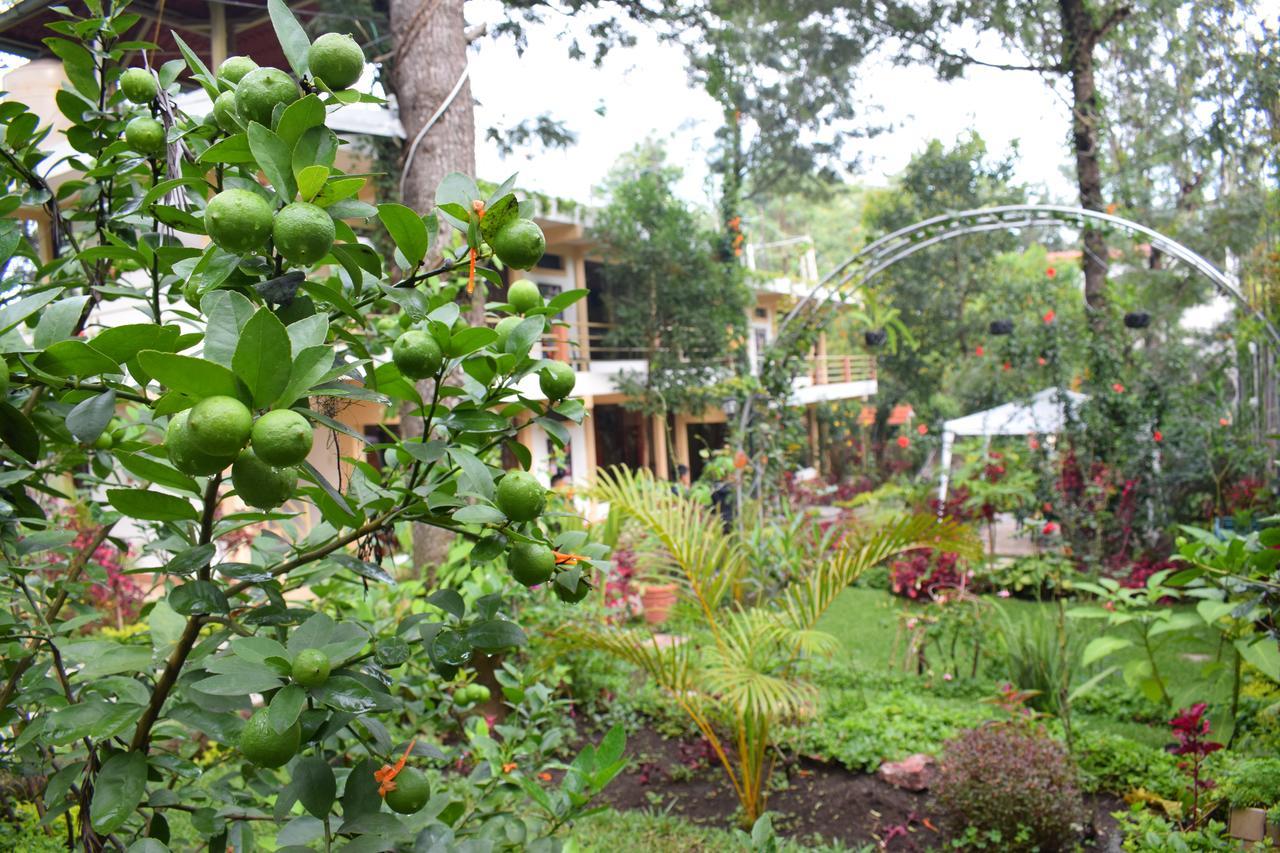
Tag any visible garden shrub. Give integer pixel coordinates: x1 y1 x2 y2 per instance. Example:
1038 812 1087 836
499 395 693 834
933 723 1085 851
1219 756 1280 810
1114 808 1239 852
1073 730 1181 798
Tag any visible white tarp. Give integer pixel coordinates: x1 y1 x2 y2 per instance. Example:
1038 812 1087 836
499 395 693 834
938 387 1088 502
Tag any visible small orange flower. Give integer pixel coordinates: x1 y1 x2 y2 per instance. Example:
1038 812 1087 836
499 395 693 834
553 551 585 566
538 772 553 781
1112 383 1125 393
1043 309 1056 324
896 436 910 449
1037 356 1047 366
502 762 518 773
375 739 416 797
1219 417 1230 427
917 424 928 435
733 450 748 469
1045 267 1057 278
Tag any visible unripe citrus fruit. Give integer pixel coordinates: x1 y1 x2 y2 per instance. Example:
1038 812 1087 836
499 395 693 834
182 278 203 311
455 685 475 705
554 575 591 604
119 68 157 103
212 91 241 133
506 279 543 315
493 315 522 349
308 33 365 90
231 448 297 510
235 67 300 128
251 409 313 466
508 541 554 587
392 330 443 380
239 706 299 768
165 410 236 476
217 55 258 85
472 684 491 702
124 116 166 156
188 395 253 456
398 312 413 329
495 470 545 522
383 766 430 814
205 189 273 255
539 361 575 400
491 219 545 270
272 202 335 266
291 648 331 688
92 431 113 450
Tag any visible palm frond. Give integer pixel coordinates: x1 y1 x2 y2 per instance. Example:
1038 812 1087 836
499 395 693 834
592 466 748 611
702 609 813 722
779 513 981 634
554 622 699 696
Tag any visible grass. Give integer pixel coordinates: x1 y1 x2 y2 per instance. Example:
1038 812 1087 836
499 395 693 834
569 810 869 852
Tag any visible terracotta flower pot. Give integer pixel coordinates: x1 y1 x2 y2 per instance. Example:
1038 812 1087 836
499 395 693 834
1229 807 1267 845
641 583 679 625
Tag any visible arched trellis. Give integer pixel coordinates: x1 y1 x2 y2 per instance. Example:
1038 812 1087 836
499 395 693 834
739 204 1277 466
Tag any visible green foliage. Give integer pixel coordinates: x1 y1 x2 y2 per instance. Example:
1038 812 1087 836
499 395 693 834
1219 757 1280 810
1073 731 1182 798
0 3 616 849
1115 808 1240 852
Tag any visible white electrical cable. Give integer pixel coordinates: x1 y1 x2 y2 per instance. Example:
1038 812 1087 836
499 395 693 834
398 62 471 201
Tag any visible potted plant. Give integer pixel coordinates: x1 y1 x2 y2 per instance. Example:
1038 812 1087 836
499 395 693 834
859 292 917 354
639 577 680 624
1124 311 1151 329
989 319 1014 335
1222 757 1280 846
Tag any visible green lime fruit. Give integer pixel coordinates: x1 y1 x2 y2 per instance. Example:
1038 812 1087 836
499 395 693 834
392 330 443 380
455 685 475 705
205 189 273 255
165 410 235 476
539 361 575 400
506 279 543 315
472 684 491 703
493 315 522 350
124 116 166 157
239 706 300 768
398 312 413 329
273 202 335 266
495 470 546 522
182 278 203 311
308 33 365 90
91 431 114 450
384 766 430 815
188 395 252 456
234 67 300 128
251 409 313 467
212 91 241 133
217 55 258 85
232 448 297 510
273 294 316 325
554 576 591 604
291 648 331 688
120 67 158 103
508 541 554 587
492 219 545 270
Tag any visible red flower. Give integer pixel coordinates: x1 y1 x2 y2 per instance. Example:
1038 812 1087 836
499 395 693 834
1112 383 1125 393
975 345 985 357
1002 361 1011 372
917 424 928 435
1153 430 1163 442
1045 267 1057 278
1042 502 1053 512
1028 437 1040 450
1042 521 1058 535
1219 417 1230 427
1043 309 1056 324
1037 356 1047 366
896 436 910 449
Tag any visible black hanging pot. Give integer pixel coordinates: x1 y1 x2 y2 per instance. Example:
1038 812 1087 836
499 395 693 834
864 329 887 347
989 319 1014 336
1124 311 1151 329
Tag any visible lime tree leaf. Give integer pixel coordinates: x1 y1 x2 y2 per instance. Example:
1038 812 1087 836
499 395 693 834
90 323 181 363
297 164 330 202
425 589 465 620
452 505 506 525
233 308 292 407
171 32 219 100
169 581 230 615
247 122 297 202
0 288 61 336
465 619 526 652
341 760 382 821
276 345 332 408
0 402 41 462
277 94 326 149
43 699 141 745
35 340 120 377
293 125 338 175
435 173 480 209
478 193 518 244
197 133 255 165
192 670 284 696
201 289 256 368
377 203 429 267
268 0 311 77
270 683 306 734
65 389 115 444
90 751 147 833
107 488 199 522
448 447 494 501
137 350 245 400
1082 635 1133 666
116 451 200 494
292 756 337 819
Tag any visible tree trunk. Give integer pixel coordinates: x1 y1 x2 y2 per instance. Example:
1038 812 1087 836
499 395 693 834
390 0 475 581
1059 0 1109 318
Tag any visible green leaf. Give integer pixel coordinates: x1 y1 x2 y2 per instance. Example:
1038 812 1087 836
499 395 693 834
276 345 333 408
478 193 518 244
0 288 61 337
425 589 465 620
270 684 307 733
292 756 336 819
268 0 312 77
1082 635 1133 666
247 122 297 202
277 94 326 149
65 389 115 444
107 488 199 522
0 401 41 462
465 619 527 652
91 323 180 363
1196 600 1236 625
452 505 505 525
34 340 121 377
201 289 257 368
233 308 293 407
506 316 545 356
43 38 99 100
377 203 429 267
192 670 284 696
171 32 219 100
292 126 338 175
447 327 498 357
90 752 147 834
448 447 494 501
169 581 230 615
116 451 200 494
197 133 255 165
297 164 330 202
165 543 216 575
137 350 245 401
1236 637 1280 682
435 173 480 209
42 699 140 745
341 760 382 821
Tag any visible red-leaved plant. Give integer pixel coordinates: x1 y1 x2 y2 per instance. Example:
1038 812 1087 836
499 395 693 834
1169 703 1223 828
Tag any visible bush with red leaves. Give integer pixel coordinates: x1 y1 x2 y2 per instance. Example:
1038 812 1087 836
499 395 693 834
890 549 969 600
933 723 1085 851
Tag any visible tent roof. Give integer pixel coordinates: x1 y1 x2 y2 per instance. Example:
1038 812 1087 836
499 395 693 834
942 388 1088 438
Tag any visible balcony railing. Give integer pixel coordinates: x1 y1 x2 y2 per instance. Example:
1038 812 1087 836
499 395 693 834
807 354 877 385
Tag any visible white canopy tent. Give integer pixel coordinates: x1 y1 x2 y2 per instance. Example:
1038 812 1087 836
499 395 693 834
937 388 1089 502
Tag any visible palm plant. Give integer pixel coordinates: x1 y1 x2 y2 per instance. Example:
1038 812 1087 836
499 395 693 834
558 467 980 825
